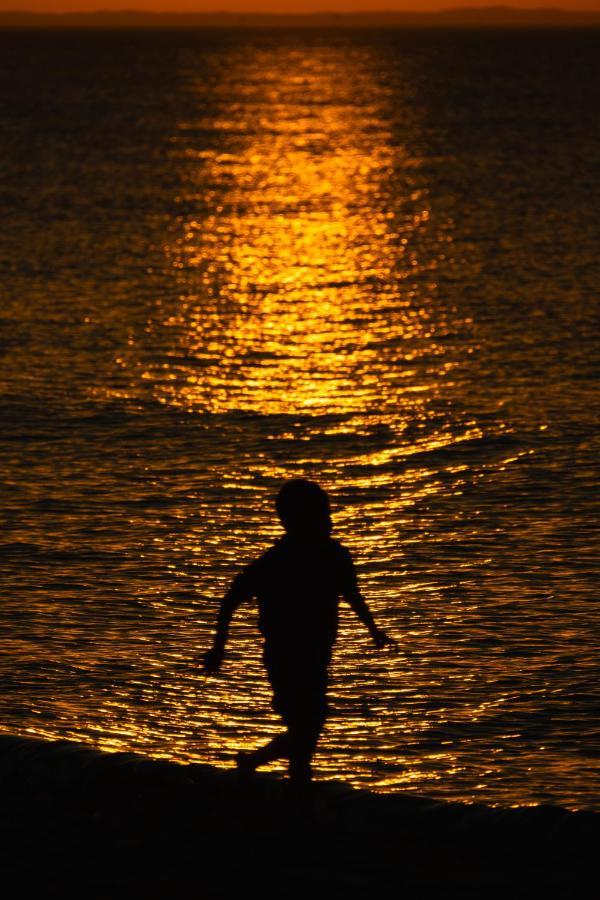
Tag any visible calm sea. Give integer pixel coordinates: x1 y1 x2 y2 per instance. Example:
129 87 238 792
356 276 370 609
1 27 598 811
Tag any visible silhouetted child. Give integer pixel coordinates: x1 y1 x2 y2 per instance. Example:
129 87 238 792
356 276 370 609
203 479 394 785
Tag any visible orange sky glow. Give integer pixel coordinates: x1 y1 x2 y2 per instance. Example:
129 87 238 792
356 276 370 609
3 1 600 12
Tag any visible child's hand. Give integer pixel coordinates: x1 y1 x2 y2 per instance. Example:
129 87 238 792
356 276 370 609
372 628 397 650
202 646 224 675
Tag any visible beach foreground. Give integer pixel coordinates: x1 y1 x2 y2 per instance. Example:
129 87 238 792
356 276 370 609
0 734 596 898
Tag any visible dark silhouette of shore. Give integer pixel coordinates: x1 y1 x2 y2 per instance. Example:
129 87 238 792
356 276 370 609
1 734 596 898
2 8 600 29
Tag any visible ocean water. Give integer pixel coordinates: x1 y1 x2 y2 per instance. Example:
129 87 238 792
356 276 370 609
0 27 598 811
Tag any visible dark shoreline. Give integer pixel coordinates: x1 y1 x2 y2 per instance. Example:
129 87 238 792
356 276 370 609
1 733 596 898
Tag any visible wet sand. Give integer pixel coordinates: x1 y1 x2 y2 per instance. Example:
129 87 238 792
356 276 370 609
0 734 596 898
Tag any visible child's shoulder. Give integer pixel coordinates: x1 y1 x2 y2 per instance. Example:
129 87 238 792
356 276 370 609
327 537 350 556
254 536 350 557
249 539 288 569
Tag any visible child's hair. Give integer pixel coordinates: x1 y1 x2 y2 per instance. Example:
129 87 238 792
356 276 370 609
276 479 331 534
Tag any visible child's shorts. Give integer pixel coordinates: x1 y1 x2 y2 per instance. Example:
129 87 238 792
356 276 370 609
263 647 329 728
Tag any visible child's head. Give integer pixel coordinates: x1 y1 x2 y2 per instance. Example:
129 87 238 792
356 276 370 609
276 479 332 539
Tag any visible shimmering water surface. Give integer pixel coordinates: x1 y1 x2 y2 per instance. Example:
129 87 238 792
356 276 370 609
1 28 599 810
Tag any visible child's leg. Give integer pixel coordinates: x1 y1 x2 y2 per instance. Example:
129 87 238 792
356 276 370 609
262 653 328 781
238 715 324 778
287 716 324 784
238 732 290 771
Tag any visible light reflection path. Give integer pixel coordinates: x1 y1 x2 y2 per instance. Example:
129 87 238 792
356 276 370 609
156 46 444 418
135 44 500 793
133 45 463 788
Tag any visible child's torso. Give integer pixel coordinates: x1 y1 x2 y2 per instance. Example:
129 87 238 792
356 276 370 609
249 537 350 657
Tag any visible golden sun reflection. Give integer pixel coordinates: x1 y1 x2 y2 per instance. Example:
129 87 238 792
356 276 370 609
149 45 447 418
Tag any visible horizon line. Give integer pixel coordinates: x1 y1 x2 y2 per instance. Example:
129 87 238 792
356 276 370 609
0 3 600 9
2 6 600 28
2 5 599 12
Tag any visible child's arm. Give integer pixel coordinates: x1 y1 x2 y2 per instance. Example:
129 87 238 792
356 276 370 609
203 570 254 674
345 586 395 648
341 548 396 649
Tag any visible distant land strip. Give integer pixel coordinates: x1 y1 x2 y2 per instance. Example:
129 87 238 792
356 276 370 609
2 8 600 29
